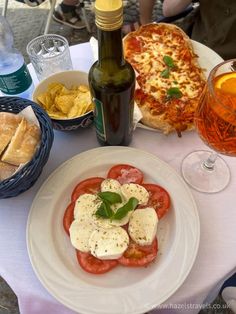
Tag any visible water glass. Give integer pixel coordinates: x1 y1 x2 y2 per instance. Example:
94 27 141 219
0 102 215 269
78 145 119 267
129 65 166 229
27 34 73 81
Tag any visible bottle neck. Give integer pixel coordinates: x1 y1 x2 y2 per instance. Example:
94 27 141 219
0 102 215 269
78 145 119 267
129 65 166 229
98 27 124 67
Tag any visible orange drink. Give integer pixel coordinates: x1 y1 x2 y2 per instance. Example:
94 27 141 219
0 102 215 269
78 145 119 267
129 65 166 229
182 59 236 193
195 69 236 156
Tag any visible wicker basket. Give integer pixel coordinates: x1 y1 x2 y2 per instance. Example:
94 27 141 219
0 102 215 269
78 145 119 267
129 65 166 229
0 97 54 198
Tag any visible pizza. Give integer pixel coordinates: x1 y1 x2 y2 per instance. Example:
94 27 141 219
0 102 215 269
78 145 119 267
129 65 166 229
123 23 206 136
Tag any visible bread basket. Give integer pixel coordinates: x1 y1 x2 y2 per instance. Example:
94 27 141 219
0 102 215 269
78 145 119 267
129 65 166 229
0 97 54 198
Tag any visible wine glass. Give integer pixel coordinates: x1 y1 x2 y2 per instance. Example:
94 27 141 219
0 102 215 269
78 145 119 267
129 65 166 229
181 59 236 193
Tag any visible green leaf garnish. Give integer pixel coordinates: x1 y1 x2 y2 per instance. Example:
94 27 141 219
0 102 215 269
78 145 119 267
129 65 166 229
160 68 170 78
98 192 122 204
166 87 183 100
163 55 175 68
95 201 113 219
160 56 176 79
112 197 139 220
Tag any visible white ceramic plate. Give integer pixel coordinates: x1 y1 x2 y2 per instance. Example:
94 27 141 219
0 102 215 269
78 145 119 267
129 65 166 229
191 40 224 76
137 40 224 132
27 147 200 314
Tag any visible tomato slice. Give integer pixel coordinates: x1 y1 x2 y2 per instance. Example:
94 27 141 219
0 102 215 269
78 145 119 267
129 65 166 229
76 251 118 274
107 164 144 184
142 183 170 219
118 238 158 267
71 177 104 202
63 201 75 236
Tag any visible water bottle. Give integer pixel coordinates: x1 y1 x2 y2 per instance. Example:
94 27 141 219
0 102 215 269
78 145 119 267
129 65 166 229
0 16 34 99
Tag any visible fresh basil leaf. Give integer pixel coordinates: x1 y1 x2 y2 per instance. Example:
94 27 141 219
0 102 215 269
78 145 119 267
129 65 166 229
160 68 170 78
98 192 122 204
163 55 175 68
112 197 139 220
95 201 113 219
166 87 183 100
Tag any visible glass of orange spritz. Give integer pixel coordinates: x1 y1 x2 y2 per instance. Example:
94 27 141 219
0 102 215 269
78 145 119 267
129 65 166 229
181 59 236 193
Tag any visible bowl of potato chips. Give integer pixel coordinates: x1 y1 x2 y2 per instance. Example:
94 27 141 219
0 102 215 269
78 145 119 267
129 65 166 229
32 70 94 131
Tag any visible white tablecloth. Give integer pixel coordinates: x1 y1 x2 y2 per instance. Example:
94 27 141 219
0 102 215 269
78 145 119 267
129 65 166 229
1 42 236 314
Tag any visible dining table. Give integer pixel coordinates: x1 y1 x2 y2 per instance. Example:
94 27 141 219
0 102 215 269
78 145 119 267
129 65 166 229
0 42 236 314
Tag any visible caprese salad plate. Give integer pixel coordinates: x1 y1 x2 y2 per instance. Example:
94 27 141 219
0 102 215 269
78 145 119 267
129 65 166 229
27 146 200 314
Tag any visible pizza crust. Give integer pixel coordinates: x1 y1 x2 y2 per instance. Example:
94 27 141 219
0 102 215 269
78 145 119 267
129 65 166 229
139 105 173 134
139 102 195 134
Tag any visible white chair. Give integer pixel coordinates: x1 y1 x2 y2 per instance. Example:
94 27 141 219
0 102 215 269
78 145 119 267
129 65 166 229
2 0 91 34
2 0 8 17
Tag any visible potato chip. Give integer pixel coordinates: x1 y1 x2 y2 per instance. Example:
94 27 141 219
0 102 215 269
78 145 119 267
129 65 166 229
50 111 67 119
55 95 77 114
47 83 64 98
78 85 90 93
45 94 54 109
37 93 48 108
36 82 94 120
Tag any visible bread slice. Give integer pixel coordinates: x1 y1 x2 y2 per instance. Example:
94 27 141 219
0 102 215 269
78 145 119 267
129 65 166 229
0 161 18 181
2 118 41 166
0 112 22 155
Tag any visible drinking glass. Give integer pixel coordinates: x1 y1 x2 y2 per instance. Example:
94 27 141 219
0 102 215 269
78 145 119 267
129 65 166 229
27 34 73 81
181 59 236 193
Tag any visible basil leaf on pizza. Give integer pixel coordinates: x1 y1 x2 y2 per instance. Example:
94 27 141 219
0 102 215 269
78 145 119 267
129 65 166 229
160 68 170 78
163 55 175 68
166 87 183 100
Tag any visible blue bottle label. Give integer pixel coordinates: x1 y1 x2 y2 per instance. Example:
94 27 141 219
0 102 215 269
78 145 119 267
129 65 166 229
93 98 106 142
0 63 32 95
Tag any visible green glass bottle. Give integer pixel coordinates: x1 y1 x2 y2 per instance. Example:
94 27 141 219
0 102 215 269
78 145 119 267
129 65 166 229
89 0 135 146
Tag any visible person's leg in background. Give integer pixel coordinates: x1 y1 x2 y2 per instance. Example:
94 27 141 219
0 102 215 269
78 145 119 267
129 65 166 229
139 0 155 25
53 0 86 29
14 0 86 29
122 0 155 34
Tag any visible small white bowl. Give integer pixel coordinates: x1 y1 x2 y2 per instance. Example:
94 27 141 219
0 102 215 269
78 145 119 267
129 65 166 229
32 70 94 131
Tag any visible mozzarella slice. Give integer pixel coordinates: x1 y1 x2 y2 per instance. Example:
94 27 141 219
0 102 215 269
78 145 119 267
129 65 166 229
74 193 102 222
69 220 94 252
109 202 132 227
120 183 149 205
89 227 129 260
128 208 158 245
101 178 121 193
93 216 114 229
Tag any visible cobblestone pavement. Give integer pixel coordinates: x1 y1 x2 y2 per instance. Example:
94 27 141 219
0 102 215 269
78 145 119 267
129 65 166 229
0 0 234 313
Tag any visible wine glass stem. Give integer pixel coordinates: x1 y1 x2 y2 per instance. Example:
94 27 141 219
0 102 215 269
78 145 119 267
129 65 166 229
202 152 218 171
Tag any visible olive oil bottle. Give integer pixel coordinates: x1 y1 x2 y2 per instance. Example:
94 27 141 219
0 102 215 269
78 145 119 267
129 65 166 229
89 0 135 146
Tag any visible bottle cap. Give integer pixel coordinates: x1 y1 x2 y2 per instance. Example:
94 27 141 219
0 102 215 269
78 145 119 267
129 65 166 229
95 0 123 31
